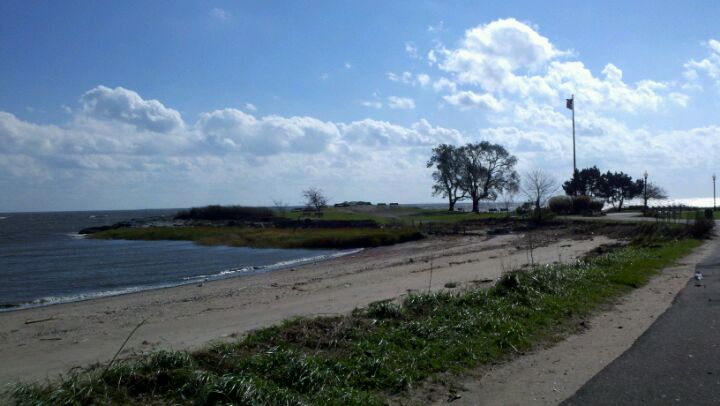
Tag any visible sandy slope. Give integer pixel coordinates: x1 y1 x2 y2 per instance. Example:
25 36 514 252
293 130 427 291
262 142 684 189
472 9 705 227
0 230 611 387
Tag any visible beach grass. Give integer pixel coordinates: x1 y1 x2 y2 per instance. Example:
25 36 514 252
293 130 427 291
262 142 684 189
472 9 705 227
281 206 507 225
90 226 425 250
679 210 720 220
9 233 702 405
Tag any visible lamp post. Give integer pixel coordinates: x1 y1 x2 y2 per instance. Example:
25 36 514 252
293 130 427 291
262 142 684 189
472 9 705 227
643 170 648 213
713 174 716 212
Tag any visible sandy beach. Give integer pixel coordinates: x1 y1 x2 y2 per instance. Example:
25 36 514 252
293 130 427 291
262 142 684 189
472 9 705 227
0 228 612 387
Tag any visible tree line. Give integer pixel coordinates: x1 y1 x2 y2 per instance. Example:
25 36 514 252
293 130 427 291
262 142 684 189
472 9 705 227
428 143 668 214
563 166 666 211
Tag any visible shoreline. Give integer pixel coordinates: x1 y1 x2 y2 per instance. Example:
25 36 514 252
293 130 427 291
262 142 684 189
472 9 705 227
0 247 364 313
0 231 612 387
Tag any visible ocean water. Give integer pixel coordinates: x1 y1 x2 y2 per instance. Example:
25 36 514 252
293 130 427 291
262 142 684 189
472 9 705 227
0 210 349 311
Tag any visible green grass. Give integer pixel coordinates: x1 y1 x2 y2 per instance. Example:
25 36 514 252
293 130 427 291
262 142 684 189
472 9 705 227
679 210 720 220
404 210 506 223
9 236 702 405
90 226 425 249
282 206 507 225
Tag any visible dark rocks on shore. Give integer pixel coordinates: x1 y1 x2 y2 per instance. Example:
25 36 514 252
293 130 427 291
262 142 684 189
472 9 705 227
79 221 133 235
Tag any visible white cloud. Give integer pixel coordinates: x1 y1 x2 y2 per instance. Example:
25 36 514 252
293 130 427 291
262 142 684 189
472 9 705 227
416 18 686 114
360 100 382 109
245 103 257 112
79 86 184 133
344 62 353 69
386 71 432 88
427 21 445 33
386 71 414 84
438 18 565 90
209 8 230 20
417 73 431 87
196 109 340 155
443 91 503 111
387 96 416 110
684 39 720 88
432 77 457 93
405 42 419 59
669 92 690 107
339 118 464 147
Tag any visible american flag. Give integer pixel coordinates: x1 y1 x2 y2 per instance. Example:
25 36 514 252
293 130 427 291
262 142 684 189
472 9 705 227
566 97 574 110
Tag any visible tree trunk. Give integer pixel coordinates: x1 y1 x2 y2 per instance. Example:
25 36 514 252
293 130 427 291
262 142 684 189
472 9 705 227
448 199 455 211
472 198 480 213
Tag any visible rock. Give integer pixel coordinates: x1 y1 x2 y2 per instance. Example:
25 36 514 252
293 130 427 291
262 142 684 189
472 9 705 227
78 221 132 235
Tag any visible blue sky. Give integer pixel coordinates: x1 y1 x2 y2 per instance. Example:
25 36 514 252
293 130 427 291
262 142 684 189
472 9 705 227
2 1 720 211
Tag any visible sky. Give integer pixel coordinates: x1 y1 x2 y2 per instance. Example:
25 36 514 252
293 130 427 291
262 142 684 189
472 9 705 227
2 1 720 212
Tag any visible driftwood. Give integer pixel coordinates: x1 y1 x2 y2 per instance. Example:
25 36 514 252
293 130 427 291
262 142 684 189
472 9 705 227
24 317 55 325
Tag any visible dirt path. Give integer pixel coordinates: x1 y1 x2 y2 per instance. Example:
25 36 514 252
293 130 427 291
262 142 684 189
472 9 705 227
0 230 610 387
434 238 715 406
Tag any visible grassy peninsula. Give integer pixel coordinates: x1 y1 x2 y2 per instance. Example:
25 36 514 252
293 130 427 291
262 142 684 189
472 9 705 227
86 205 509 249
90 226 424 250
11 224 703 405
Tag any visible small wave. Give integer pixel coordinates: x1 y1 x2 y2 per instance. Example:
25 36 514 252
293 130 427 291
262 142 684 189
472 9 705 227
0 216 7 220
65 233 87 239
1 283 184 313
0 248 364 312
191 248 364 282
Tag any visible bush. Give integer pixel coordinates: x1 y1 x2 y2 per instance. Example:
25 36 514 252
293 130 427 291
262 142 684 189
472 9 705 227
175 205 275 222
705 208 714 220
548 196 572 214
515 202 533 216
690 211 715 238
589 198 605 212
571 195 591 214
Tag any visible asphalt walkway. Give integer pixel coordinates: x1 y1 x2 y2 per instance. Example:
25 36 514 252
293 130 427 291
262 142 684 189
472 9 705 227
563 239 720 405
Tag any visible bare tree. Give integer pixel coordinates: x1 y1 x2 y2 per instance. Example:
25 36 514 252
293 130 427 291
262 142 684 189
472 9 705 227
302 187 328 213
521 169 558 220
499 184 518 215
643 182 668 208
272 199 288 217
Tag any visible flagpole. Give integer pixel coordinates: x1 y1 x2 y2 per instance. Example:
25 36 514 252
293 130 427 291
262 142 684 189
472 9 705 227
572 94 576 174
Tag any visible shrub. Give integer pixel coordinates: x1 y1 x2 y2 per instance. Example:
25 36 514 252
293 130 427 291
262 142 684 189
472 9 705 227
704 208 714 220
690 211 715 238
571 195 591 214
548 196 572 214
515 202 533 217
589 198 605 212
175 205 275 222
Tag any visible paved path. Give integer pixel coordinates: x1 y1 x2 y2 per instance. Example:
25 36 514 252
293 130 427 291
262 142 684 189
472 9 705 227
563 239 720 405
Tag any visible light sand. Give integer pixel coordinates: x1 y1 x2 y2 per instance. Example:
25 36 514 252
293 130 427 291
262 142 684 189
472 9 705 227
0 229 610 386
433 238 715 406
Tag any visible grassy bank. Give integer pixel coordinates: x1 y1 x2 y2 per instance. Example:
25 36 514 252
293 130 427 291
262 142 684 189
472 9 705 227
679 210 720 220
281 207 506 225
10 235 702 405
90 226 424 250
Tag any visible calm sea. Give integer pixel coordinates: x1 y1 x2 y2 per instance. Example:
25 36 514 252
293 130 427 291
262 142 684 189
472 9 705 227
0 210 348 311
